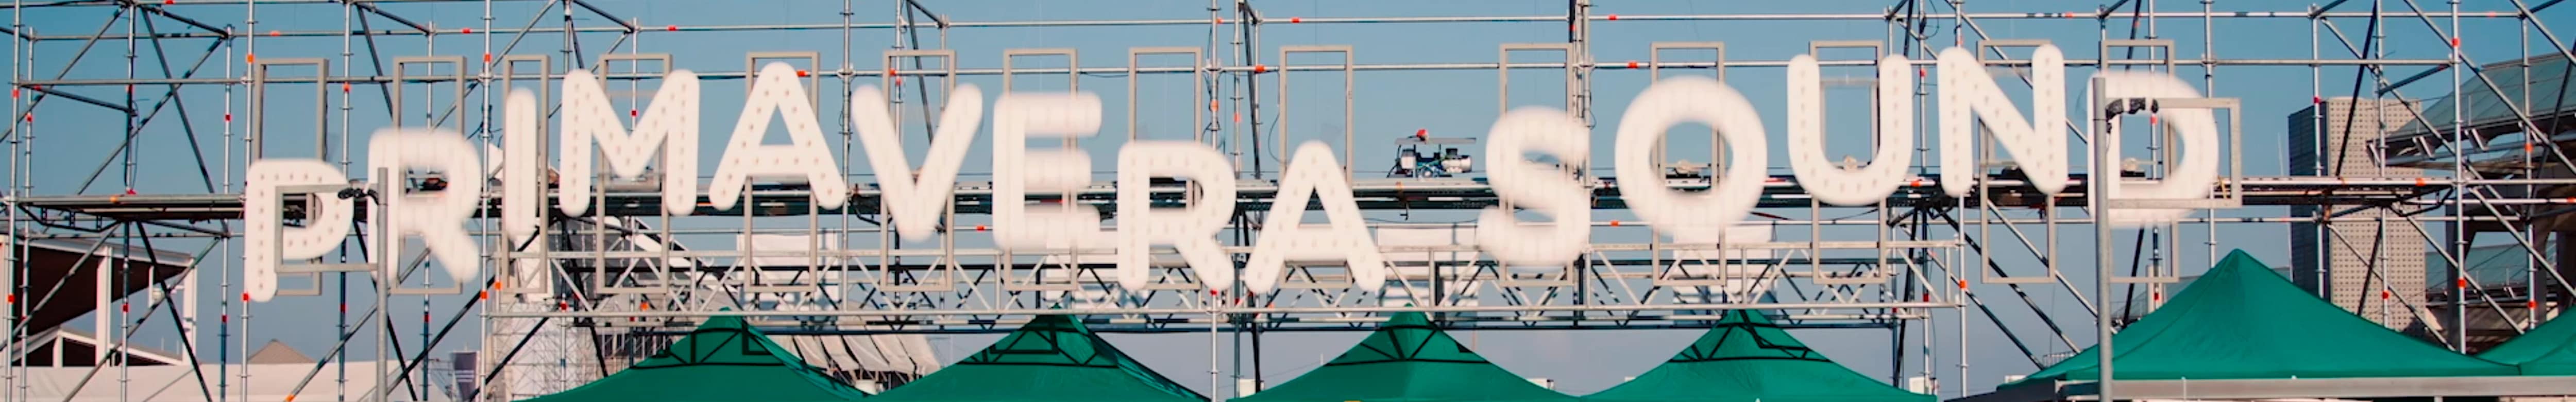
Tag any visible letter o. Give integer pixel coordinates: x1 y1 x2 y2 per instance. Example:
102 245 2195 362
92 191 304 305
1614 76 1768 242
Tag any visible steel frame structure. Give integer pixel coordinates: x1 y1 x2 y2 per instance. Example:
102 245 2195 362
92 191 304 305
0 1 2571 402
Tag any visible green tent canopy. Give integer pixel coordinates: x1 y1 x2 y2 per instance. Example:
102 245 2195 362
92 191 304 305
2480 312 2576 375
2020 250 2516 382
869 314 1206 402
518 314 870 402
1236 312 1575 402
1584 310 1931 402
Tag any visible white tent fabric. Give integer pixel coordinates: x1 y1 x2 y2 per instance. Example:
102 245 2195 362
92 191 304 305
25 361 450 402
774 334 942 375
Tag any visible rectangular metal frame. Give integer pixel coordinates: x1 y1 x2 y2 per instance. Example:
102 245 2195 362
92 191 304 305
1498 43 1576 115
494 55 554 298
1648 41 1725 81
247 58 331 161
267 184 358 296
1806 40 1895 285
582 54 681 297
389 56 468 131
2098 96 2244 285
884 49 959 93
1127 47 1205 142
1970 39 2067 285
1002 48 1076 92
1646 42 1726 167
1278 45 1355 180
987 48 1089 293
2100 39 2180 70
745 51 822 107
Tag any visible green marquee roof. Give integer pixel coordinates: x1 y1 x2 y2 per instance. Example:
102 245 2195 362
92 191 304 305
869 314 1206 402
2021 250 2517 382
1584 310 1931 402
2480 312 2576 375
517 314 871 402
1236 312 1575 402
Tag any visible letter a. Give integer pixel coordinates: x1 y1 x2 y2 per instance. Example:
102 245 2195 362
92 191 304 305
710 62 851 211
1244 143 1388 293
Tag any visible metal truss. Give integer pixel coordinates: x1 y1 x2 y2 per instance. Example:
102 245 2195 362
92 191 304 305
4 1 2574 402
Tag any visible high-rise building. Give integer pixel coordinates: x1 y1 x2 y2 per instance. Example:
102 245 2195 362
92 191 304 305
2290 97 2431 332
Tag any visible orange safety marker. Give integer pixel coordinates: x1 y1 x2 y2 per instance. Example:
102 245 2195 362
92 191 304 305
1252 64 1267 73
1625 61 1638 68
462 28 473 34
974 224 987 232
1289 17 1301 23
1608 220 1621 227
245 54 255 63
666 25 678 31
1607 14 1619 21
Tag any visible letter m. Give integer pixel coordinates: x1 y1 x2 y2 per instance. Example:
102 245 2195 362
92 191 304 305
559 68 703 216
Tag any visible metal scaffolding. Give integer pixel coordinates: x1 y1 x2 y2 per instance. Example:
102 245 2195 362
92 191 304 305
2 0 2571 401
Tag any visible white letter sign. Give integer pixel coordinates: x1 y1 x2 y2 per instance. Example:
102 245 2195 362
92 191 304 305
367 128 485 283
1614 76 1769 242
1477 107 1592 266
1937 46 2069 196
709 62 851 211
1245 143 1389 293
558 67 700 216
852 84 985 241
1116 142 1239 290
243 160 352 302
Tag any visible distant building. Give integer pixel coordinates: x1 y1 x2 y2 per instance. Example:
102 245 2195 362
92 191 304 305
2290 97 2432 333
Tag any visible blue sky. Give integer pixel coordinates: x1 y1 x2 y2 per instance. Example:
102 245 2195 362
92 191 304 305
11 0 2575 398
